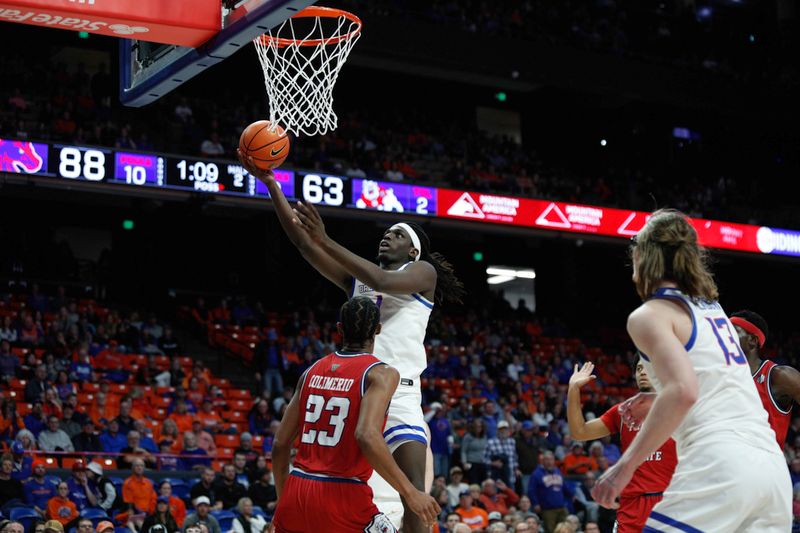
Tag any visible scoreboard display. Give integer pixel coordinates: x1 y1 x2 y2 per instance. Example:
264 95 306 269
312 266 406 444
1 137 798 258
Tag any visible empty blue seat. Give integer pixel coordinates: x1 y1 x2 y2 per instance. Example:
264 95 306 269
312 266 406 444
210 510 236 531
9 507 40 531
80 507 110 527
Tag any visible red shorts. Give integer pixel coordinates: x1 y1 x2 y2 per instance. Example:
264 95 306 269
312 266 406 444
615 493 664 533
273 470 395 533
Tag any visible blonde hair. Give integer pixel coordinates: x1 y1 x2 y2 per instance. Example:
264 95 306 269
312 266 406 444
553 523 577 533
632 209 718 301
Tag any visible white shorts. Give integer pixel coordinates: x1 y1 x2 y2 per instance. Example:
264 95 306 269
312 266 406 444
383 389 428 452
644 439 791 533
369 388 429 529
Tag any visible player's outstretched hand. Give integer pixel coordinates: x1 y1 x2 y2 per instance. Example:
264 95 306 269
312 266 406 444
618 391 656 430
591 460 634 509
405 489 441 527
236 149 275 185
569 362 596 389
292 200 328 244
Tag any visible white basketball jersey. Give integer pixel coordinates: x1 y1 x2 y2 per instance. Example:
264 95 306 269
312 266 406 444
351 262 433 385
640 287 778 453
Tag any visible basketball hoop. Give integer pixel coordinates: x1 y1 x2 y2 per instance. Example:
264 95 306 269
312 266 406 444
253 6 362 137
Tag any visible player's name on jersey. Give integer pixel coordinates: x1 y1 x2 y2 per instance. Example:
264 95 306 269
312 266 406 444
308 375 355 392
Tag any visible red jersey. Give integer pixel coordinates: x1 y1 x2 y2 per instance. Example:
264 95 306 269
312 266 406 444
600 401 677 497
293 351 386 482
753 359 792 446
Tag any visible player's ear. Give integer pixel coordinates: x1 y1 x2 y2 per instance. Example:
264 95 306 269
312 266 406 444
374 323 382 336
336 322 344 336
409 247 419 260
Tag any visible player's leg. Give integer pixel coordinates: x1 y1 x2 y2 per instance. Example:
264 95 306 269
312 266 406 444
615 494 659 533
424 425 434 492
736 450 792 533
643 441 756 533
393 439 429 533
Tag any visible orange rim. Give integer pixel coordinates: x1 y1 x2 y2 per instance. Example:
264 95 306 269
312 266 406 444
258 6 362 48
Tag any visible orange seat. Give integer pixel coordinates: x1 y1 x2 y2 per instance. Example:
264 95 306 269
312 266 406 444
228 389 251 400
101 458 116 469
214 434 241 448
228 399 253 412
109 384 129 394
78 393 94 405
217 448 234 460
152 397 171 408
225 411 247 423
61 457 80 469
151 408 168 421
210 378 231 389
82 383 100 392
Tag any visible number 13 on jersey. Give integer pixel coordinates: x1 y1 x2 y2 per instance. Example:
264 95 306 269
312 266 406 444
706 317 747 366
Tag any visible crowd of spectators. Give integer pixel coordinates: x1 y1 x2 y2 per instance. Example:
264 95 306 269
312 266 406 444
0 286 278 533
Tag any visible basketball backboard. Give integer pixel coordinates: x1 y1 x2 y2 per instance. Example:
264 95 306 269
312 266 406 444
120 0 317 107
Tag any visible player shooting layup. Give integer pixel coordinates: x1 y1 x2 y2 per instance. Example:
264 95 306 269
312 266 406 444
592 209 791 532
239 153 464 533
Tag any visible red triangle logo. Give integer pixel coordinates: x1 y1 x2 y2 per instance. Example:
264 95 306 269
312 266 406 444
617 212 649 236
447 192 485 219
535 203 571 229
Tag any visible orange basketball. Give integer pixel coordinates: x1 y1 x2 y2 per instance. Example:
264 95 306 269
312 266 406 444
239 120 291 170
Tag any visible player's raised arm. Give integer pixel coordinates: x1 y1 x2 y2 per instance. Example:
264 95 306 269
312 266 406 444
271 377 303 497
593 301 698 508
567 362 612 441
355 363 440 526
293 201 437 295
238 151 351 292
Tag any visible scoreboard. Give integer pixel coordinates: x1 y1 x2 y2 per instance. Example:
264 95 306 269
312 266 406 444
1 137 798 258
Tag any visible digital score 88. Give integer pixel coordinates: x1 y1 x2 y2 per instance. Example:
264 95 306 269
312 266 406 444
54 145 112 181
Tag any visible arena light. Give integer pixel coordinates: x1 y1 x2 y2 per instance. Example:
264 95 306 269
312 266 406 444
486 267 517 277
486 267 536 279
487 275 514 285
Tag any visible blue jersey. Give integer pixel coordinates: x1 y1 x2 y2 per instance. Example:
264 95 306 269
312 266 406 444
24 478 55 509
66 477 97 511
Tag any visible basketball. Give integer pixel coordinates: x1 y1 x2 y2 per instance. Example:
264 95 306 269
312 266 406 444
239 120 291 170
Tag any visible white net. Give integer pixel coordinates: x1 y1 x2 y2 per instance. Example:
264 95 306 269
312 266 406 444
253 8 361 137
